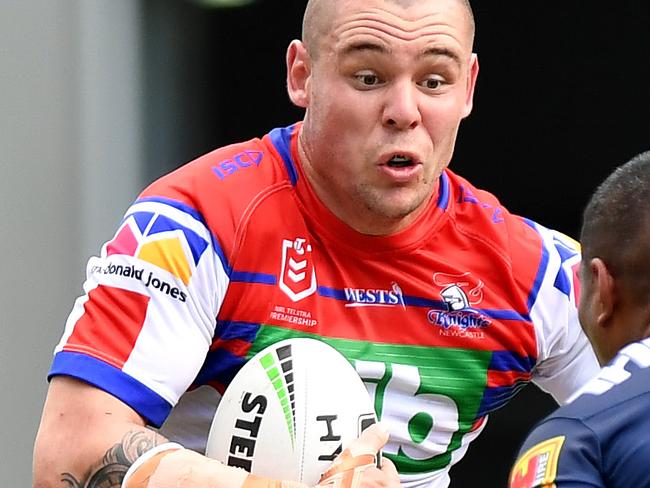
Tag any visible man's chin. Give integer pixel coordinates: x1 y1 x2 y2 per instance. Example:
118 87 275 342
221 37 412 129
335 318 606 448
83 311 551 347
366 195 429 226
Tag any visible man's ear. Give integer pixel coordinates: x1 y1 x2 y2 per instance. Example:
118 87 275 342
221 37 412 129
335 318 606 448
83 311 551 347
591 257 615 327
286 40 311 108
461 53 479 118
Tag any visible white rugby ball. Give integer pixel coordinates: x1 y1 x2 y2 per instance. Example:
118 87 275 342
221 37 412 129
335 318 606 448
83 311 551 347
205 338 377 484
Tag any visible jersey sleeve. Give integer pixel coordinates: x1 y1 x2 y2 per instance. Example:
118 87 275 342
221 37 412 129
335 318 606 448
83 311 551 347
523 223 599 404
509 417 604 488
48 197 228 427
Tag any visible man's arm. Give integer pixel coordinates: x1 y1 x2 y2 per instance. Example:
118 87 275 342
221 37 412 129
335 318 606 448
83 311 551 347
34 376 398 488
508 417 603 488
33 375 166 487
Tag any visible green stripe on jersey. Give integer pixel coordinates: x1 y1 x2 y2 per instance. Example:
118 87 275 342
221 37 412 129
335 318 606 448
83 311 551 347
248 326 492 473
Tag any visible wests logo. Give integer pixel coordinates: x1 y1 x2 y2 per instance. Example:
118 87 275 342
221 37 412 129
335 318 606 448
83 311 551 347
344 282 406 309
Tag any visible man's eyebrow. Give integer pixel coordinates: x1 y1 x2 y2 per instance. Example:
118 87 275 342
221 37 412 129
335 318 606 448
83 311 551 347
340 41 388 56
421 46 462 66
339 42 462 66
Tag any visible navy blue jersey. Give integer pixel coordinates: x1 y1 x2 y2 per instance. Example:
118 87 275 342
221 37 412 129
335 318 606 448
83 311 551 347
509 338 650 487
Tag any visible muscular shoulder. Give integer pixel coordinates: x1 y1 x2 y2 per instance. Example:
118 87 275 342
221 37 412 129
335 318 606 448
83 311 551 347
143 132 292 215
138 127 299 257
443 170 557 292
445 170 545 263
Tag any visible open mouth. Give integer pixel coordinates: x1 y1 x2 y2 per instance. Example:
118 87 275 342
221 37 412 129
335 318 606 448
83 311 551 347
385 154 417 168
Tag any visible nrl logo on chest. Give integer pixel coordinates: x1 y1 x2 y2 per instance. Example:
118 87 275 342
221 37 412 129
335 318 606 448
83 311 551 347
279 237 317 302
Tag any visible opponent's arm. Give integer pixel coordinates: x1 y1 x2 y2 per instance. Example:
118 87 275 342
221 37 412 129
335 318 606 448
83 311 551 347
509 417 603 488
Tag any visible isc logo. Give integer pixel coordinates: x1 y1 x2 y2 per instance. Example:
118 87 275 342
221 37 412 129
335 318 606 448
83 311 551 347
212 150 263 180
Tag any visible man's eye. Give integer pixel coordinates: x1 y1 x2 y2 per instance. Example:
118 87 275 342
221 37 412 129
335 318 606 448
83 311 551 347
355 73 380 86
420 78 444 90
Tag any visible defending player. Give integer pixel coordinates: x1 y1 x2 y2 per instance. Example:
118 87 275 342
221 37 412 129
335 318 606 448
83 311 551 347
509 151 650 487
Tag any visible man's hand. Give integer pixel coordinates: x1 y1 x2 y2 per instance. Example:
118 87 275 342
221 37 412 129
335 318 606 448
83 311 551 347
317 423 401 488
130 423 400 488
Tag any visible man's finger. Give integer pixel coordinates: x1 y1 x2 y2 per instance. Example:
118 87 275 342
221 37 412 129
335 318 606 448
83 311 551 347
346 423 389 457
379 456 398 477
318 423 389 488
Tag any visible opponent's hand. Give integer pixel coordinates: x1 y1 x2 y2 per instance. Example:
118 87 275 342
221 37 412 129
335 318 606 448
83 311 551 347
318 423 401 488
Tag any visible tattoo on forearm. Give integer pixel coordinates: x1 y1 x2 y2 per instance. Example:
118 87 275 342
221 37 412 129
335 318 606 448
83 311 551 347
61 430 162 487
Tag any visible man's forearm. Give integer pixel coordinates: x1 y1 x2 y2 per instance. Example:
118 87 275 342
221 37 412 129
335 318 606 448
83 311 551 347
33 376 166 488
58 430 163 487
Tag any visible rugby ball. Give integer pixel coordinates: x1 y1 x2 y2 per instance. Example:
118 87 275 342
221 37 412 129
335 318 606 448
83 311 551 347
205 338 377 484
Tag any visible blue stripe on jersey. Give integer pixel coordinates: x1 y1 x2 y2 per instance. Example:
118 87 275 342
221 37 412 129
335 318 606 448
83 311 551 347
477 381 528 417
148 214 209 266
214 320 260 342
476 353 536 417
49 351 172 427
437 171 450 210
479 308 530 322
136 196 206 224
318 286 531 320
523 218 550 312
319 287 530 321
230 271 277 284
269 125 298 186
317 285 448 309
317 286 346 300
133 195 231 275
489 350 536 372
194 348 247 387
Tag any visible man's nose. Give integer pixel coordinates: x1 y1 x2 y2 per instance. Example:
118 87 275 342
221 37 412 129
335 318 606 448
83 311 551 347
382 81 422 130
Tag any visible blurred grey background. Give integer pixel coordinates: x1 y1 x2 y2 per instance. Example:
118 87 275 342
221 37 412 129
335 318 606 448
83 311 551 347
1 2 142 485
2 1 649 486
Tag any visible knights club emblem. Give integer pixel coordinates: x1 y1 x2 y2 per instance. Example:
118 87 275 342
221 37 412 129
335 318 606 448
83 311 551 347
279 238 317 302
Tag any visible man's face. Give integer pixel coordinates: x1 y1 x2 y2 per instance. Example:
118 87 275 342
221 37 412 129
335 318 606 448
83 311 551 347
296 0 478 234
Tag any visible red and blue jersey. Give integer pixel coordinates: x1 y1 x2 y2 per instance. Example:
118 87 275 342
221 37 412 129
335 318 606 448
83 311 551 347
50 123 598 488
510 338 650 488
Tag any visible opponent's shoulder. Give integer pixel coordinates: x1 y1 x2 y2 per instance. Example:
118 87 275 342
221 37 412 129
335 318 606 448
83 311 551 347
565 341 650 417
521 363 647 459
